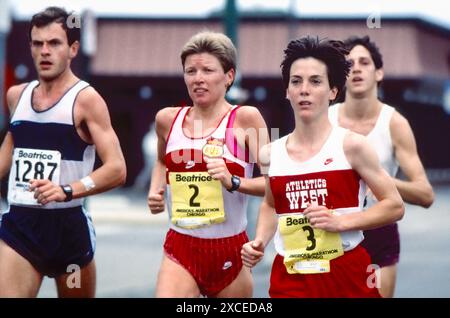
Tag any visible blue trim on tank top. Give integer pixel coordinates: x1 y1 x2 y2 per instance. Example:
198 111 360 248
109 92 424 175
9 120 90 161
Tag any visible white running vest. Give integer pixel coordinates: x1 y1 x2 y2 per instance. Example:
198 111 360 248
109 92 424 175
329 103 399 208
8 80 95 209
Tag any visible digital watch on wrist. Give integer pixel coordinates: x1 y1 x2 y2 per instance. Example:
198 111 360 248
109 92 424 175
227 175 241 193
61 184 73 202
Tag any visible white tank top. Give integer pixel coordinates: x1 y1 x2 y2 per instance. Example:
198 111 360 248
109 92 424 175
165 106 254 238
329 103 399 207
269 127 366 254
8 80 95 209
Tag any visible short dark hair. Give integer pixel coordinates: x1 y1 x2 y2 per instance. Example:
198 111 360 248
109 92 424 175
29 6 80 46
281 36 351 95
344 35 383 69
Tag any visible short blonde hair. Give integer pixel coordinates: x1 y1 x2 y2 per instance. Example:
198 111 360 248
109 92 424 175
180 31 237 74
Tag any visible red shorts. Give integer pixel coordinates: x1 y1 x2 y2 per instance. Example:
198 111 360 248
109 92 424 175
163 229 248 297
269 245 381 298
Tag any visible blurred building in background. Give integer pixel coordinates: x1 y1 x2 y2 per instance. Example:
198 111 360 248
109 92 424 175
3 10 450 186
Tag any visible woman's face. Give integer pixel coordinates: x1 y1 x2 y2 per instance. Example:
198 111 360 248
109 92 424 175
183 52 234 107
286 57 337 123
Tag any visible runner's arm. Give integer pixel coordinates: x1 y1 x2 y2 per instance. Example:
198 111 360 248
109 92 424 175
69 87 126 199
0 85 27 179
340 132 404 231
241 144 277 267
231 106 270 196
148 107 180 214
390 112 434 207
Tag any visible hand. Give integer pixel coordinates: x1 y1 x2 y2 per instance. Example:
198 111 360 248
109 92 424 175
204 156 232 189
29 179 66 205
148 188 165 213
303 203 341 232
241 239 265 268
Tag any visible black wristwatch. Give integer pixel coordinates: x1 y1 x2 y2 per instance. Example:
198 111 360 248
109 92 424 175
61 184 73 202
227 175 241 193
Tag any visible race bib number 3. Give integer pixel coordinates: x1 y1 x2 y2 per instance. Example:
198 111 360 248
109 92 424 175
169 171 225 229
9 148 61 206
279 214 344 274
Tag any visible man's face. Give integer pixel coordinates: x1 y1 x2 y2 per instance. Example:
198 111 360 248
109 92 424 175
30 22 78 81
346 45 383 97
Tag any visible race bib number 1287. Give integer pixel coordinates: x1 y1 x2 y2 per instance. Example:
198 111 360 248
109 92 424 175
9 148 61 206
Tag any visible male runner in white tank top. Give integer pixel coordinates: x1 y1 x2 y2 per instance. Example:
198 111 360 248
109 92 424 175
329 36 434 298
0 7 126 297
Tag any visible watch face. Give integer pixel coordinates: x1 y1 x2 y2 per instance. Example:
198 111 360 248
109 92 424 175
227 175 240 193
62 185 73 202
232 175 240 188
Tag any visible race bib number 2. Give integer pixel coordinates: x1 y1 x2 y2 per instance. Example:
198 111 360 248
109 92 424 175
9 148 61 206
169 171 225 229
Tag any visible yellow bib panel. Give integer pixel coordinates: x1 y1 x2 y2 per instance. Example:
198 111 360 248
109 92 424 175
279 214 344 274
169 171 225 229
